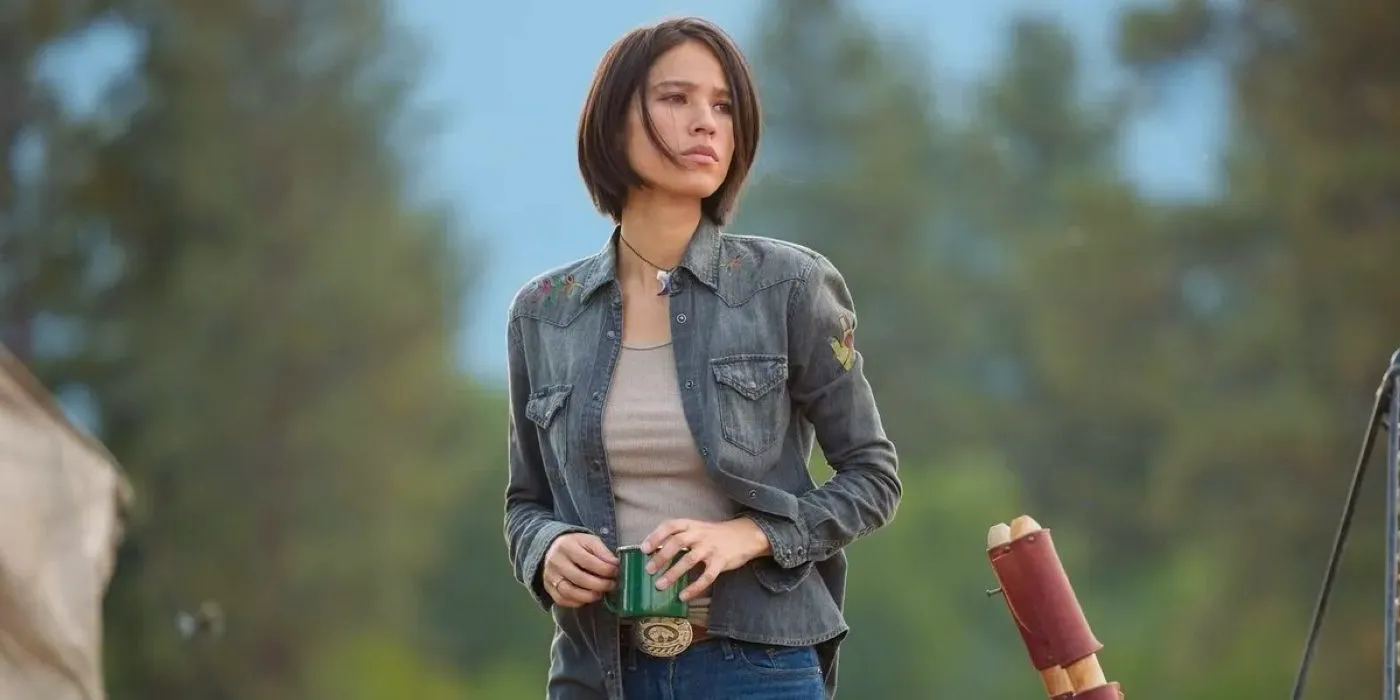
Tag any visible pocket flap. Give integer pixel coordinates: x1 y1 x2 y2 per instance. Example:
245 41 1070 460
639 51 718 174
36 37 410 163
710 355 788 401
525 384 572 428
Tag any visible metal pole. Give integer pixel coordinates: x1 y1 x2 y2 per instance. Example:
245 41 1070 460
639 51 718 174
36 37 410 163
1288 351 1400 700
1387 349 1400 700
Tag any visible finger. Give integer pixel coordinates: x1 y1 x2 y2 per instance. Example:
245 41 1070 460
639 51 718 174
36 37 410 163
547 572 602 607
556 559 615 594
656 547 706 590
568 540 619 579
559 579 602 606
648 531 697 574
578 536 619 565
679 564 719 602
543 566 598 605
552 580 594 608
547 575 580 608
642 519 693 555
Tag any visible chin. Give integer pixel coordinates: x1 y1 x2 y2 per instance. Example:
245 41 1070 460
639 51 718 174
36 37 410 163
657 173 725 201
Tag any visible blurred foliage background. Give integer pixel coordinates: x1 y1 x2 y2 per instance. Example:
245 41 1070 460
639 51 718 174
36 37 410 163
4 0 1399 697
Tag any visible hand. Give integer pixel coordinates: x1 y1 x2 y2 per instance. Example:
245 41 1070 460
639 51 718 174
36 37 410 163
543 532 618 608
641 517 772 602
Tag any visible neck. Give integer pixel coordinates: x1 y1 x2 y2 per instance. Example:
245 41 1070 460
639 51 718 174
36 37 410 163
616 191 703 285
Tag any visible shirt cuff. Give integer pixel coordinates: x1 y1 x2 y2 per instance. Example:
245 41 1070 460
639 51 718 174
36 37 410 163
743 512 808 569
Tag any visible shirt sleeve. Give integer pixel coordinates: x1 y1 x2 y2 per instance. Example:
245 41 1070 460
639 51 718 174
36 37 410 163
747 252 902 578
503 318 590 611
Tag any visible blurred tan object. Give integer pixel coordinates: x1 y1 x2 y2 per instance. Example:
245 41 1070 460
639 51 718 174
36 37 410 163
0 345 133 700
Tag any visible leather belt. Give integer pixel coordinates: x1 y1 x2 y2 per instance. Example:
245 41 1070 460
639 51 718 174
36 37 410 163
619 621 712 647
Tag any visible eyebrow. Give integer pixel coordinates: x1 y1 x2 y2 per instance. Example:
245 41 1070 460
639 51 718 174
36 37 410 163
652 79 731 99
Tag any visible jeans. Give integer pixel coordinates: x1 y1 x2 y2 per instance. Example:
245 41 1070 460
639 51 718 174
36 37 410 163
621 637 826 699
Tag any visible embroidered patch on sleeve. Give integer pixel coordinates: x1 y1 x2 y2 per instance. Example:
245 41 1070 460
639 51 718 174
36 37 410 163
827 315 855 372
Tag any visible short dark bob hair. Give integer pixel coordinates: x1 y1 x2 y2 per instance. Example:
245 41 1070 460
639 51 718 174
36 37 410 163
577 17 760 226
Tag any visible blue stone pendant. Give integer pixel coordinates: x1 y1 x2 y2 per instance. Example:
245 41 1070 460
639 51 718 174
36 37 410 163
656 270 675 296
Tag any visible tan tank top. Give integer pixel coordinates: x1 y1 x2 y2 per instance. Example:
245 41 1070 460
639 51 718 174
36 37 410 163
602 340 737 628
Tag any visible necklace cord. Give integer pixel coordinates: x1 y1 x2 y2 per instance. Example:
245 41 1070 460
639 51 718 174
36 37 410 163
618 235 677 274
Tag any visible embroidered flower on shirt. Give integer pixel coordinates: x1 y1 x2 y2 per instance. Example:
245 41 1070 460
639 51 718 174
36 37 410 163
529 273 581 305
828 315 855 371
723 253 743 272
560 273 581 297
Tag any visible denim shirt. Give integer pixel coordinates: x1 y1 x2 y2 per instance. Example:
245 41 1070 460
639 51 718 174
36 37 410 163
504 220 901 699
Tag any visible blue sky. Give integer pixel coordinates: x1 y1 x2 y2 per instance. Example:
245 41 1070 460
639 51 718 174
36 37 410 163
40 1 1226 383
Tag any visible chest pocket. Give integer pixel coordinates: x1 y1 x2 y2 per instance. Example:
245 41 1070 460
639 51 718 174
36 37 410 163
525 383 573 468
711 354 789 456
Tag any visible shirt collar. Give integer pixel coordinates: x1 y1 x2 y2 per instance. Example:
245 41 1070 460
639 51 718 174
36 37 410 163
577 217 722 301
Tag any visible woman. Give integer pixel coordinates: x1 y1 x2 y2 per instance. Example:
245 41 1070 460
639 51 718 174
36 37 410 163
504 16 901 700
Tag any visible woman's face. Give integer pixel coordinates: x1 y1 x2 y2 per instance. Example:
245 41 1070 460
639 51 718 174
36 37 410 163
626 40 735 203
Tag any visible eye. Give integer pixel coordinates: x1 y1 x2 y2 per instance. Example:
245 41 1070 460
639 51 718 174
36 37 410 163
659 93 686 104
715 102 733 115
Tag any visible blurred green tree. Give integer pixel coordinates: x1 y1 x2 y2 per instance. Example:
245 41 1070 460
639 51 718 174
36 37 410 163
735 0 976 466
0 1 116 361
1114 0 1400 694
940 17 1173 568
416 389 558 680
0 1 483 698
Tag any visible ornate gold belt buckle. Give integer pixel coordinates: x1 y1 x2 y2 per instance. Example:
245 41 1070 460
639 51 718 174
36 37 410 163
632 616 693 657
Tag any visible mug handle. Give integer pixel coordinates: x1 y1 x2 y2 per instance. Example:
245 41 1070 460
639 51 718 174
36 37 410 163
603 590 619 615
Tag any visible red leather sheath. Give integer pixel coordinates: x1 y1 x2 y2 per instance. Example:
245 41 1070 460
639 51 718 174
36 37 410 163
988 528 1102 670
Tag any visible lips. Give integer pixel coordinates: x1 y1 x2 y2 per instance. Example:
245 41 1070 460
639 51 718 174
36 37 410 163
681 145 719 163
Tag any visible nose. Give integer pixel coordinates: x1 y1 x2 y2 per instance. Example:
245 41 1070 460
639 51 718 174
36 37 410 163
690 103 717 135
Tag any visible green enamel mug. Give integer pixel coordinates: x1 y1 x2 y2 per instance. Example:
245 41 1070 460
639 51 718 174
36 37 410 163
603 544 690 619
